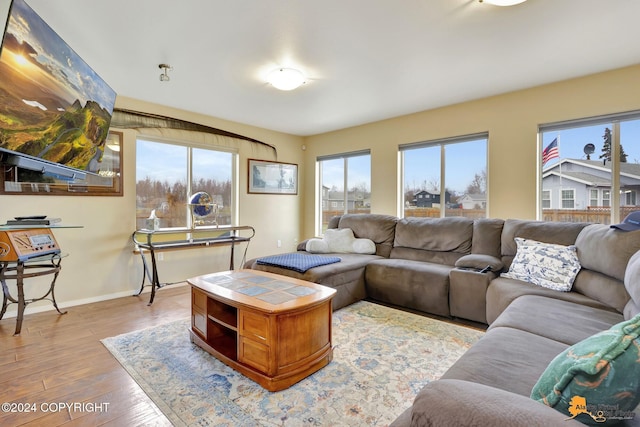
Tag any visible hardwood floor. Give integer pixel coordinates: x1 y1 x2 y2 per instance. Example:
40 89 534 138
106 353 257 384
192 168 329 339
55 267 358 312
0 284 192 426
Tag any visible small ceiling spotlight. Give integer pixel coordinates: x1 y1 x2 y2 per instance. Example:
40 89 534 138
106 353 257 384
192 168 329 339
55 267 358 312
479 0 527 5
159 63 172 82
267 68 306 91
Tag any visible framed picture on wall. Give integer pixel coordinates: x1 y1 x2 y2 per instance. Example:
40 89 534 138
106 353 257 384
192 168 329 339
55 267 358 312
248 159 298 195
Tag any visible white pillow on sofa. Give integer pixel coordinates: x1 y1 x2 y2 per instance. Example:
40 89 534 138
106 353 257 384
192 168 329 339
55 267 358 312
501 237 581 292
305 228 376 254
305 238 330 253
324 228 357 252
352 238 376 254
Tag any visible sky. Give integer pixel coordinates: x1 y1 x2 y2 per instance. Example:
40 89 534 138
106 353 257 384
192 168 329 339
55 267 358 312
403 139 486 195
542 120 640 166
136 140 233 184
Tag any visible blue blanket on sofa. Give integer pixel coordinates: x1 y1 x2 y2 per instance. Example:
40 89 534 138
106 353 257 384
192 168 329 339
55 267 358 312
256 253 341 273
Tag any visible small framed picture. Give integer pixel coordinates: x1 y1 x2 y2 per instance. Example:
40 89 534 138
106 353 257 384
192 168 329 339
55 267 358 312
248 159 298 195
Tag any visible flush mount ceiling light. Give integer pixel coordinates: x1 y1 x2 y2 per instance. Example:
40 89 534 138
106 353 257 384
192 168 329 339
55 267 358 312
479 0 527 5
159 63 172 82
267 68 306 91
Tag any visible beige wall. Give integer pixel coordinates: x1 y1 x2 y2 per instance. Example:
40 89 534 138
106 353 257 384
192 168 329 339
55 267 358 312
301 64 640 237
0 97 304 317
3 64 640 318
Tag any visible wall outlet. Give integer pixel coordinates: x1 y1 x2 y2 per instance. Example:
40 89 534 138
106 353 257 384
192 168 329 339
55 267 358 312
157 252 164 261
277 239 282 248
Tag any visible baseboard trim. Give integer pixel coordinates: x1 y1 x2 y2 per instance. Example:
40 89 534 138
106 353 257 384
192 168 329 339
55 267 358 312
1 282 189 319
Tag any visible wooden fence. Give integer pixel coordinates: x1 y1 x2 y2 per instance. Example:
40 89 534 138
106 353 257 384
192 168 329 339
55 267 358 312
541 207 637 225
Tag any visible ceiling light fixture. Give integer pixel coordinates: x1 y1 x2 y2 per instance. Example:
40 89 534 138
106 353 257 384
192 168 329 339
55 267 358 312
479 0 527 5
159 63 172 82
105 134 120 152
267 68 306 91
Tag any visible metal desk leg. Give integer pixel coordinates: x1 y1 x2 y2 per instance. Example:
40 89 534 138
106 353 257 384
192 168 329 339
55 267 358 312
148 249 159 305
229 239 235 270
133 248 162 305
134 248 152 297
0 258 67 336
14 262 26 336
48 258 66 317
0 262 9 321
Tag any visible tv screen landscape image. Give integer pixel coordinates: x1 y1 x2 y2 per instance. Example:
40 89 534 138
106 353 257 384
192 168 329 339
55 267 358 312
0 0 117 178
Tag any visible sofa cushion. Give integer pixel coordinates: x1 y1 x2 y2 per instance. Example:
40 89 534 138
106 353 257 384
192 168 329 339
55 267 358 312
393 217 473 253
501 238 581 292
575 225 640 282
486 276 619 324
626 300 640 321
531 314 640 426
624 251 640 319
471 218 504 258
500 219 589 269
441 326 569 397
365 258 452 317
406 379 585 427
489 295 624 345
337 214 397 257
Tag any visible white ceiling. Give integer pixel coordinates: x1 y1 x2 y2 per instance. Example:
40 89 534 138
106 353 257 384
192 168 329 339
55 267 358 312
24 0 640 136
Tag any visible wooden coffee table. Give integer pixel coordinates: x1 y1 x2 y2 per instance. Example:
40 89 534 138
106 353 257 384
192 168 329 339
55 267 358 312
188 269 336 391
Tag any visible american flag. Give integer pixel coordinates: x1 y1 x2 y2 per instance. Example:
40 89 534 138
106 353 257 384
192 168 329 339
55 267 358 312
542 138 559 165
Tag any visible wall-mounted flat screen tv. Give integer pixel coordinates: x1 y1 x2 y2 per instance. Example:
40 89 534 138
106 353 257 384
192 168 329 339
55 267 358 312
0 0 117 180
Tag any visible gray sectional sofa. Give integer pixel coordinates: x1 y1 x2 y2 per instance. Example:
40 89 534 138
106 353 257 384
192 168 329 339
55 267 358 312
245 214 640 426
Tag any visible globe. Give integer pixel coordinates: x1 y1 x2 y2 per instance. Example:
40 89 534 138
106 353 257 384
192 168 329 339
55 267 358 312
189 191 214 218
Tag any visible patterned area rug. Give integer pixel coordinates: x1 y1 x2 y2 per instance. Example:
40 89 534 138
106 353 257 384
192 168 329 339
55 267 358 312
102 301 484 426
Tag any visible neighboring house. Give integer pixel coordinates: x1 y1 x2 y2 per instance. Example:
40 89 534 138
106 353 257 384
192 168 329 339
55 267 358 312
321 186 370 210
542 159 640 209
458 193 486 210
413 190 451 207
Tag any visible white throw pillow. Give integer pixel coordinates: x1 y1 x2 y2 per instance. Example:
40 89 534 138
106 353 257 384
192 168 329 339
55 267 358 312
501 237 581 292
352 238 376 254
323 228 357 253
305 238 330 253
305 228 376 255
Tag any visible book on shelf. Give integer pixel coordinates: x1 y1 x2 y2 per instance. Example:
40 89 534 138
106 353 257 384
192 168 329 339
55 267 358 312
6 218 62 226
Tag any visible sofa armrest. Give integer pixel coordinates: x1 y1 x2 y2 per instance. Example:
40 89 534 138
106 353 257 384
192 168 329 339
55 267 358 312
407 379 584 427
449 268 493 323
455 254 504 272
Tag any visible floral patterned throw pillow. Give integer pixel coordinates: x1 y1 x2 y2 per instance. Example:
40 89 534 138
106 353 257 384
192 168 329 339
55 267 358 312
501 237 581 291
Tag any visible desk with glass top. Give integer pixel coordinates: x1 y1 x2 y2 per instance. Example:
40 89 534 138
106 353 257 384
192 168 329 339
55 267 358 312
132 225 255 305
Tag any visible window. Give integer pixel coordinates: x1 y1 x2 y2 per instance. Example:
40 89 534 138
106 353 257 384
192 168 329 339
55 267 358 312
561 189 575 209
317 150 371 233
136 138 236 229
624 190 637 206
589 189 598 207
400 133 488 219
540 112 640 224
542 190 551 209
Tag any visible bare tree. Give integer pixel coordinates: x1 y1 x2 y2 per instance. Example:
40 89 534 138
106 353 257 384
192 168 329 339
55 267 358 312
466 170 487 195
